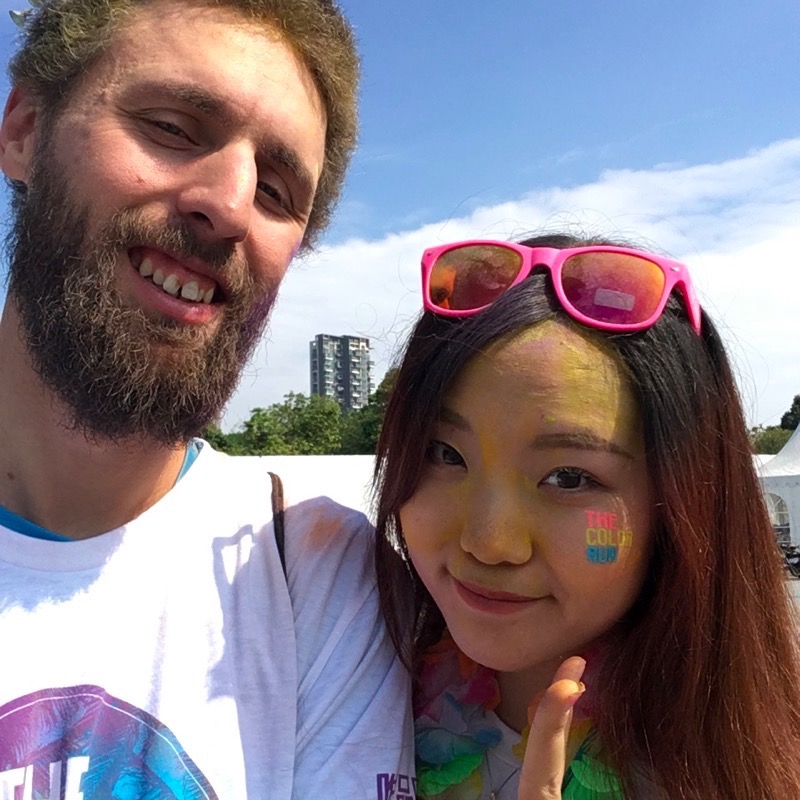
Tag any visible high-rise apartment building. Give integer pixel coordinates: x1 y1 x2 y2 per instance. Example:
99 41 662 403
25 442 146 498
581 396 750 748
309 334 373 411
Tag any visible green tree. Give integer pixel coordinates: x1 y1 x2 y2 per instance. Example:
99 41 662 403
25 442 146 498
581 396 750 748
200 423 247 454
780 394 800 430
339 368 397 454
750 425 793 455
240 406 290 454
224 431 248 454
201 423 229 450
206 372 399 456
240 393 342 455
340 405 380 454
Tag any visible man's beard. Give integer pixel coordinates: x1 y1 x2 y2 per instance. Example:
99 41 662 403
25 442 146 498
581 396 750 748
6 156 276 446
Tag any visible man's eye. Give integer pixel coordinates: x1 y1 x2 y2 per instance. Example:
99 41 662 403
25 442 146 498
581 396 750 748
257 181 292 212
540 468 598 490
426 440 465 467
153 120 188 139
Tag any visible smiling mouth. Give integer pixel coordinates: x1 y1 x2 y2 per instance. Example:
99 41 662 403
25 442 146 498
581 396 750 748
452 579 543 617
456 580 540 603
455 579 543 604
131 251 219 305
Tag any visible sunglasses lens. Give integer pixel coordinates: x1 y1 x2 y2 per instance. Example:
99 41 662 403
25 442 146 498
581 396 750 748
429 245 523 311
561 252 666 327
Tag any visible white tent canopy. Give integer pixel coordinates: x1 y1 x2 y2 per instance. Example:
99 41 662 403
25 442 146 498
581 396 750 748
758 426 800 545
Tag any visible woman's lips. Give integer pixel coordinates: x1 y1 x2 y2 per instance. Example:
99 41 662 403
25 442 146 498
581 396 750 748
453 578 544 614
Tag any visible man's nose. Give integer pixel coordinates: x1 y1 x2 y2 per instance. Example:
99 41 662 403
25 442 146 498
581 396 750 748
176 144 257 242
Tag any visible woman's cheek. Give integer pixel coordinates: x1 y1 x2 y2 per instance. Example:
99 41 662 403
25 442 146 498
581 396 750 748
402 480 467 547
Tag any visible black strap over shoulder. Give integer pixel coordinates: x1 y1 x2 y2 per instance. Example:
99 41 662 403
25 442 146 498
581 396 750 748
268 471 287 578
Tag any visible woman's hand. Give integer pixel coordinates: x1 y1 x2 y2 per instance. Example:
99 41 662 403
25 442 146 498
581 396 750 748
517 657 586 800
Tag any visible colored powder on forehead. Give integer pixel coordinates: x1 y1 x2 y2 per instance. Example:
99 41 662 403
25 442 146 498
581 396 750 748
501 321 616 379
485 321 639 435
442 320 645 466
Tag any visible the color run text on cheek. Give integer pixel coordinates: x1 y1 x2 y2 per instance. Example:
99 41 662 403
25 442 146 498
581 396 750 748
584 509 633 564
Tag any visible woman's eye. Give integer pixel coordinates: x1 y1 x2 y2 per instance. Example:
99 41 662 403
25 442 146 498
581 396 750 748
540 467 598 491
426 440 465 467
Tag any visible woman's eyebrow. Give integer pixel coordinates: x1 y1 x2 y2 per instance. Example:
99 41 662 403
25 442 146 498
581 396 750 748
438 406 472 432
532 431 635 460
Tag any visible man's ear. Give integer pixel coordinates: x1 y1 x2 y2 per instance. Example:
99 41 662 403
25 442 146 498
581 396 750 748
0 87 39 184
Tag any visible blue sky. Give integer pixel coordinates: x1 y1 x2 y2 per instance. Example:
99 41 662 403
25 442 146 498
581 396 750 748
334 0 800 241
0 0 798 432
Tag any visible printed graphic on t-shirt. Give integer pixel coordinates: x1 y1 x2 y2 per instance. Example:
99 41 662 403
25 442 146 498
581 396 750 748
0 685 218 798
377 772 416 799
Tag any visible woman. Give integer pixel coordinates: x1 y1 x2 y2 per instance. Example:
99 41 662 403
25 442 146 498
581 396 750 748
374 233 800 799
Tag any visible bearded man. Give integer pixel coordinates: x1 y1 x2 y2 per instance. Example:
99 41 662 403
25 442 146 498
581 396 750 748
0 1 413 797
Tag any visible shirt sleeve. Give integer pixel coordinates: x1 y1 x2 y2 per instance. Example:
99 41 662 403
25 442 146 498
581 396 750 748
285 497 416 800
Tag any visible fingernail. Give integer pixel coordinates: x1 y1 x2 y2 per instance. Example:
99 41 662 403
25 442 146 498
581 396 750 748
565 683 586 711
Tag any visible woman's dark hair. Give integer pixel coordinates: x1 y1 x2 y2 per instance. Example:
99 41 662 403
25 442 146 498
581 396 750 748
374 233 800 799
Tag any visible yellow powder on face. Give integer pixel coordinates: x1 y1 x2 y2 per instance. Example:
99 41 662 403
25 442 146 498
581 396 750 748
470 321 641 446
403 318 654 685
435 321 649 570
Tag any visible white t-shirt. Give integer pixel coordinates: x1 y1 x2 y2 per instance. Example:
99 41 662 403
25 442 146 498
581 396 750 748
0 445 414 799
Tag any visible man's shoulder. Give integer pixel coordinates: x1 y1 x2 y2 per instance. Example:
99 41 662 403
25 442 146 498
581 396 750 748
176 447 377 601
192 447 375 562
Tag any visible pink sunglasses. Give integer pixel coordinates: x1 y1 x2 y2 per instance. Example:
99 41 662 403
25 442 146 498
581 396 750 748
421 240 702 334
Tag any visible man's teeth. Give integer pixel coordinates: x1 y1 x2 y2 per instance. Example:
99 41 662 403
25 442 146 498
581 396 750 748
162 274 180 296
137 257 215 304
181 281 200 301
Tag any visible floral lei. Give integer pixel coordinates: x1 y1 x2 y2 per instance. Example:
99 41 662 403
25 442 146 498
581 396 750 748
414 634 624 799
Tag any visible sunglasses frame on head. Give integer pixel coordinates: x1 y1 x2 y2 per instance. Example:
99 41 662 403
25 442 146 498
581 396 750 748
421 240 702 335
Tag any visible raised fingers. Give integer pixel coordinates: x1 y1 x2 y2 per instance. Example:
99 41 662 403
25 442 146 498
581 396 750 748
517 657 586 800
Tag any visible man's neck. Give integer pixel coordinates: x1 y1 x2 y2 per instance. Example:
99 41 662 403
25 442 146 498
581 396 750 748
0 304 186 540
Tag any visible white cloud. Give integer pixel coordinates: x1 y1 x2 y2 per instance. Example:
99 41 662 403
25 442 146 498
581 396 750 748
223 138 800 430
